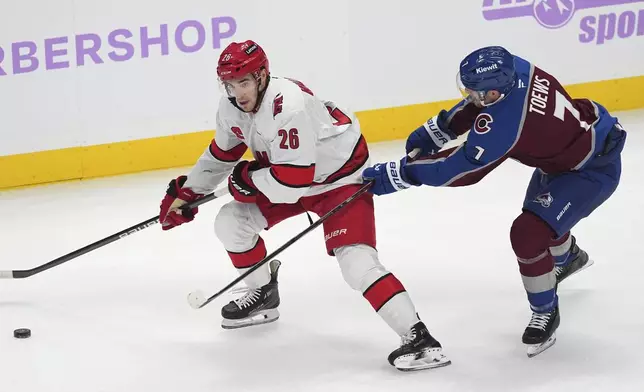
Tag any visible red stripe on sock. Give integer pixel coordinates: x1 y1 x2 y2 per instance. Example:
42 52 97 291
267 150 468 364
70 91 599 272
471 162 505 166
228 237 267 268
363 273 406 312
519 253 555 277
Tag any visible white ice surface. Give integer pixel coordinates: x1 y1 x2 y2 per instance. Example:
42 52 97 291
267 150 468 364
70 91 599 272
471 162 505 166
1 110 643 392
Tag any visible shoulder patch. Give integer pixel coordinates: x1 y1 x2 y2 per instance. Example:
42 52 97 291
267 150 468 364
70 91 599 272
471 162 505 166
474 113 494 135
286 78 314 96
230 126 244 140
273 94 284 118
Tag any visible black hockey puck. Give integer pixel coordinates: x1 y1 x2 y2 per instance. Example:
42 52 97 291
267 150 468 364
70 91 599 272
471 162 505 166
13 328 31 339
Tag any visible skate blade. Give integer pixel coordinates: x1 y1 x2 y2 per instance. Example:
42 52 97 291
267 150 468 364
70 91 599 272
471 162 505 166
526 333 556 358
221 308 280 330
557 258 595 286
573 258 594 276
394 348 452 372
565 258 595 280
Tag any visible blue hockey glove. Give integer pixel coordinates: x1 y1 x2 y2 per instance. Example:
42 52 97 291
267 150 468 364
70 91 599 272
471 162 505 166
405 110 457 157
362 158 418 196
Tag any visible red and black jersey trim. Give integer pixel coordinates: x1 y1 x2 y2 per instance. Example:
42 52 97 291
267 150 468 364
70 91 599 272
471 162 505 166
209 139 248 163
362 273 406 312
269 163 316 188
317 134 369 185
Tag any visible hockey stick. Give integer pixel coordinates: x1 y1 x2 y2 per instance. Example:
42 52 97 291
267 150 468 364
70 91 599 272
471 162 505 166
186 148 421 310
187 181 373 309
0 187 229 279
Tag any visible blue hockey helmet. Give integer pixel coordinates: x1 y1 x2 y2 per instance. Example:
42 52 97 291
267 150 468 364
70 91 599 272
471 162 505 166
457 46 516 105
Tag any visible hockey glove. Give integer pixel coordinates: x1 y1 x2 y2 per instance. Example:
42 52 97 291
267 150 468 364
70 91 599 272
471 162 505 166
228 160 262 203
362 158 418 196
159 175 202 231
406 110 457 158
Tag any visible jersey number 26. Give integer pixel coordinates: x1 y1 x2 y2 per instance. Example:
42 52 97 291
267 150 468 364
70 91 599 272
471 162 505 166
278 128 299 149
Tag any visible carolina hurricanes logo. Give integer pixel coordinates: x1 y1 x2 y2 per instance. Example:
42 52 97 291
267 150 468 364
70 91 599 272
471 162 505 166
474 113 494 135
273 94 283 118
231 126 244 140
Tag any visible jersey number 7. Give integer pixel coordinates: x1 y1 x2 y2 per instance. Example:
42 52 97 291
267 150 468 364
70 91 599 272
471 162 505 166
554 91 592 131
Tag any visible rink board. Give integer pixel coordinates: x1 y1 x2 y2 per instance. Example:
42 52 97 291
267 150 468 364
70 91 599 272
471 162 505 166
1 74 643 190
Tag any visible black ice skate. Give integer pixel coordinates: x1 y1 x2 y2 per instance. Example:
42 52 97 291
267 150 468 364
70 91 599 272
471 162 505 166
388 321 451 371
221 259 281 329
555 236 594 285
522 306 560 358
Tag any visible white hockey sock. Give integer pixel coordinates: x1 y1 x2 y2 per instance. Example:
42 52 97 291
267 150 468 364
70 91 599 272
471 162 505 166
335 244 420 336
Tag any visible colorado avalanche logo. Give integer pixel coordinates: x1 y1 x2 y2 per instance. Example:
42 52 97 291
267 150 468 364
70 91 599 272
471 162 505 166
533 192 553 208
474 113 494 135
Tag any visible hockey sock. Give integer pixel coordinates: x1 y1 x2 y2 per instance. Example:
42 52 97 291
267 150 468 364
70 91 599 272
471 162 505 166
550 232 572 267
511 212 558 313
227 236 271 288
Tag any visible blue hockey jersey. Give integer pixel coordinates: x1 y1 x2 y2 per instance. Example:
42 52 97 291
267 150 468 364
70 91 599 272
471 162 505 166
404 56 620 187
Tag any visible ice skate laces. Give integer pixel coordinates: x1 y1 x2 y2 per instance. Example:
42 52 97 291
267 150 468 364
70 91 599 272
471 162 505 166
400 328 417 346
233 287 262 309
555 265 564 276
528 312 551 331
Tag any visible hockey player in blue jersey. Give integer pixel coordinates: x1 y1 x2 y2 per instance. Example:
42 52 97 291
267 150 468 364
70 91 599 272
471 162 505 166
362 46 627 357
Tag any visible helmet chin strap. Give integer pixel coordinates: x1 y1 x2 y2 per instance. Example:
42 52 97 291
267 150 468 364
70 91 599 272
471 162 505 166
251 73 270 113
469 90 507 108
480 76 516 107
480 92 506 107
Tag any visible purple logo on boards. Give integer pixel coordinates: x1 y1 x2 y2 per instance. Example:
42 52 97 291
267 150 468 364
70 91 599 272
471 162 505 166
0 16 237 76
482 0 644 44
533 0 575 28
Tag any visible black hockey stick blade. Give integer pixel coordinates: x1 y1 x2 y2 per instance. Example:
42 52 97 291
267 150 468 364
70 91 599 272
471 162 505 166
187 182 373 309
0 187 229 279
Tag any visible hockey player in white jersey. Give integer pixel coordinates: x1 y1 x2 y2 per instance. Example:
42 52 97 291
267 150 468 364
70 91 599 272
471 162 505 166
157 40 450 371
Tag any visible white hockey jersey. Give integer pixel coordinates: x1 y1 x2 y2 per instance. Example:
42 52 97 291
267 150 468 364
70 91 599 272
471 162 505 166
183 76 370 204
